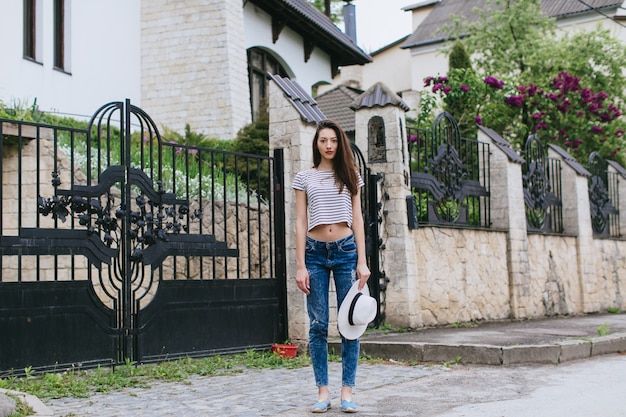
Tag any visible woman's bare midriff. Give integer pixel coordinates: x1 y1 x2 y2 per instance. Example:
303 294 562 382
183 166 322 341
308 223 352 242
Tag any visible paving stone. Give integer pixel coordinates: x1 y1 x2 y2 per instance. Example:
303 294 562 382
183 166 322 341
43 363 444 417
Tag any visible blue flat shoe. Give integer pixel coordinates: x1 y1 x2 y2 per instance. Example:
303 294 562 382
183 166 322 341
311 399 331 413
341 399 357 413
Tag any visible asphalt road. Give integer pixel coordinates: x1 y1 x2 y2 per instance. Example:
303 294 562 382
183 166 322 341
280 353 626 417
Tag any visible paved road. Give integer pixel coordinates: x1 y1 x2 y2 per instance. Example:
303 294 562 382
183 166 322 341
43 361 443 417
39 354 626 417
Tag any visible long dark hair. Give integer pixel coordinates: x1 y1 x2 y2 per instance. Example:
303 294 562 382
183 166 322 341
312 119 359 195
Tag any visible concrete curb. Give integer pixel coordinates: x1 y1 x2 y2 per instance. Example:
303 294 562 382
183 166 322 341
0 389 53 417
329 332 626 366
0 392 15 417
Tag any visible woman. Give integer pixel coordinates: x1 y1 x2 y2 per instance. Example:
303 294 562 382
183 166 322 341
292 119 371 413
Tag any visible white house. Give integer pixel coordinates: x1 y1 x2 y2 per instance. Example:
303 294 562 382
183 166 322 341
0 0 370 139
324 0 626 116
0 0 141 121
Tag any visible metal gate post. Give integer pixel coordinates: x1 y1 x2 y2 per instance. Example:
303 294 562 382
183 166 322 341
122 98 134 362
367 172 383 326
273 148 288 341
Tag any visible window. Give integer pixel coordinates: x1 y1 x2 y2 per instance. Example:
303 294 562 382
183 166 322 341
368 116 386 163
23 0 43 63
23 0 37 61
247 48 288 121
53 0 64 70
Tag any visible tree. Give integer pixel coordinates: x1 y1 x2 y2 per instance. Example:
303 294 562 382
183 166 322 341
444 42 477 138
308 0 344 23
426 0 626 165
457 0 557 83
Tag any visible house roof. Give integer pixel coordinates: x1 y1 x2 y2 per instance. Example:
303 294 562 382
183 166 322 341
370 35 410 57
267 73 327 123
316 85 363 133
250 0 372 66
402 0 624 49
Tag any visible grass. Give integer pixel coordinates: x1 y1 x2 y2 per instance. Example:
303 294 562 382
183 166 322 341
597 323 610 336
442 356 463 368
0 351 312 400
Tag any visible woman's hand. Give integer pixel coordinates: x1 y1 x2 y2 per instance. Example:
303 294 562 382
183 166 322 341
356 262 371 290
295 267 310 294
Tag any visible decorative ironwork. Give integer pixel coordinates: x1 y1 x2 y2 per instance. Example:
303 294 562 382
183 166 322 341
522 135 562 232
588 152 617 237
408 112 490 226
351 143 385 326
37 166 234 269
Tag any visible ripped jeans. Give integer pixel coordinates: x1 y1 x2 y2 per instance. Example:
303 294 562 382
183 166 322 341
305 234 360 387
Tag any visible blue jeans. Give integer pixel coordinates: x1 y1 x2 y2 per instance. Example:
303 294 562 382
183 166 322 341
305 234 360 387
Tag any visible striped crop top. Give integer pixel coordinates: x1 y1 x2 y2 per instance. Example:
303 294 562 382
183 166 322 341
292 168 364 232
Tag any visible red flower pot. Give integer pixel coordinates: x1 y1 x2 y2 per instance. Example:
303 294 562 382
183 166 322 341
272 343 298 358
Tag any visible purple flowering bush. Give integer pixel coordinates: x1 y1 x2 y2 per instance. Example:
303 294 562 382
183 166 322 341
423 69 626 164
423 69 517 139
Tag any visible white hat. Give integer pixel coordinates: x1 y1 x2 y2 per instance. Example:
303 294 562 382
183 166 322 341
337 281 378 340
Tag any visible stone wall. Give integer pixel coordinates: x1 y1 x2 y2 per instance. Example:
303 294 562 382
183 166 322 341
267 80 318 342
526 234 581 316
414 227 511 326
410 228 626 327
268 78 626 344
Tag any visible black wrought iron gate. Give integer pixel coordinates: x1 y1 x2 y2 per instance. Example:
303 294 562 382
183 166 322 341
351 144 385 327
0 100 287 374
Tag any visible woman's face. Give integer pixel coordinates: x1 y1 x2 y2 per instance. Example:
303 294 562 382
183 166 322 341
317 127 338 162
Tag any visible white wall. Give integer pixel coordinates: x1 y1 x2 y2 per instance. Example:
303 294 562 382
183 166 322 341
244 3 332 95
556 12 626 44
0 0 140 119
362 46 412 94
408 43 449 92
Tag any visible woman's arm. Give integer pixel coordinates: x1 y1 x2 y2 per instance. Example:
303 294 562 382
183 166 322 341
295 189 310 294
351 189 371 290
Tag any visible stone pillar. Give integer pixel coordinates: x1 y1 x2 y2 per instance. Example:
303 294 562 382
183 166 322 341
547 145 596 312
476 126 528 318
353 84 422 328
267 80 318 344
